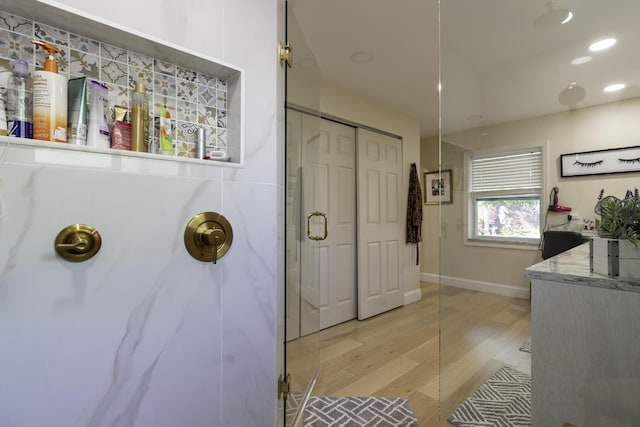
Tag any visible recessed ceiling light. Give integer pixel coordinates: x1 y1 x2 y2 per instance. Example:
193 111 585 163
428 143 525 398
560 11 573 24
350 51 373 64
466 114 483 121
589 38 617 51
604 83 625 92
571 56 592 65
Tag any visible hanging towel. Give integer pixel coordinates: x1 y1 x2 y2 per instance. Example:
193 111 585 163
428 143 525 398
406 163 423 265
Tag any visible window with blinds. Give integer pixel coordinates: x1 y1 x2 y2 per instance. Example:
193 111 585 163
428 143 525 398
469 147 543 243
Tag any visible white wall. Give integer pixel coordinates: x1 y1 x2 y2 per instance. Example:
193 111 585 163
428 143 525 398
319 80 423 299
421 98 640 294
0 1 283 426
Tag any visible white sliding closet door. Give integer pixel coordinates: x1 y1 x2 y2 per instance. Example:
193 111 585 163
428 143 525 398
357 128 404 320
302 115 357 333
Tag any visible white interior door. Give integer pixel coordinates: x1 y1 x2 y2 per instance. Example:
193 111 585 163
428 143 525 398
357 128 404 320
301 115 357 334
314 117 357 330
299 114 321 336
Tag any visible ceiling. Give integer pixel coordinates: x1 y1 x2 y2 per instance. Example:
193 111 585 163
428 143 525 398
290 0 640 138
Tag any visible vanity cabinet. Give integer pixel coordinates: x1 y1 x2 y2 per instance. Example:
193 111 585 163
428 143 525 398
525 244 640 426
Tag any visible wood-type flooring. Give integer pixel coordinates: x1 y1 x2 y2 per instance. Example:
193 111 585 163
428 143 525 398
286 282 531 426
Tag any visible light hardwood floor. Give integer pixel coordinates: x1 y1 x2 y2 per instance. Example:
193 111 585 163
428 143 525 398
286 282 531 426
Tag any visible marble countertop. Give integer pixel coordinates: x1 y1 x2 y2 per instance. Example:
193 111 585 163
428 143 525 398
525 242 640 293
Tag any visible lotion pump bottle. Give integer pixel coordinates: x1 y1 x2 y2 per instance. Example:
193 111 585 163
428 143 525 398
31 40 67 143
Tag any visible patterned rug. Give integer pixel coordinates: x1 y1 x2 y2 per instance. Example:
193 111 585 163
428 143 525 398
286 392 304 425
447 366 531 427
304 396 419 426
519 336 532 353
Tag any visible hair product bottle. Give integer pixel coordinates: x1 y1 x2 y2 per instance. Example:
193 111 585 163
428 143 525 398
130 83 149 152
197 127 206 159
159 103 174 155
31 40 67 143
6 59 33 138
67 77 87 145
86 80 110 148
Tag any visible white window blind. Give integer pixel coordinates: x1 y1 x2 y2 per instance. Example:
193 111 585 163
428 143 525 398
471 149 542 192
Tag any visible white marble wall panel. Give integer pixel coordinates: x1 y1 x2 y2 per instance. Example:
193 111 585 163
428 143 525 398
221 180 279 425
221 1 282 424
0 0 282 425
0 163 224 426
54 0 225 60
223 0 279 186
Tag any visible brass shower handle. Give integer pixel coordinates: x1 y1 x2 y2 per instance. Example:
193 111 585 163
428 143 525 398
201 226 226 264
55 237 89 251
184 212 233 264
54 224 102 262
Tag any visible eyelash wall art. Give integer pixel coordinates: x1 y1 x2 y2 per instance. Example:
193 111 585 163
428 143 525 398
561 145 640 177
618 157 640 165
573 159 603 168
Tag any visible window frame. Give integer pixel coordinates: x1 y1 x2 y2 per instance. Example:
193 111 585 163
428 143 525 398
464 144 546 249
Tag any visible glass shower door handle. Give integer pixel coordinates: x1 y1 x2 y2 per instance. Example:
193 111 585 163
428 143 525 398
306 211 328 241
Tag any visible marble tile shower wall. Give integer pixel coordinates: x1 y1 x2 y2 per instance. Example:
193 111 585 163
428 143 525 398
0 9 227 158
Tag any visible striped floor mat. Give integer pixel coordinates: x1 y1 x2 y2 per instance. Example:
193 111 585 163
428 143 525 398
519 336 532 353
304 396 419 426
448 366 531 426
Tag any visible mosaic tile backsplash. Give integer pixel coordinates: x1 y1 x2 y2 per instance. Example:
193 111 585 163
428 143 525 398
0 9 228 159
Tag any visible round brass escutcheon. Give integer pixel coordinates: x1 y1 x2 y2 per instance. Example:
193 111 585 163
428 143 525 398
184 212 233 263
54 224 102 262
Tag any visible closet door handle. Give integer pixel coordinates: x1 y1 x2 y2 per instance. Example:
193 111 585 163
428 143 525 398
307 212 328 241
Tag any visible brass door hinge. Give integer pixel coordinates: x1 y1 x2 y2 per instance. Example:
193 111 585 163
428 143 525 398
279 42 292 68
278 374 291 399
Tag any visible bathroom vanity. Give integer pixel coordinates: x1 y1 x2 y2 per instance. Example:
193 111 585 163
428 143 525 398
525 243 640 426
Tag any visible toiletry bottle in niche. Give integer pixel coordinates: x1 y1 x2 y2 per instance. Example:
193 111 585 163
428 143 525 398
159 98 173 155
67 77 87 144
130 83 149 152
31 40 67 143
7 59 33 138
197 127 205 160
111 105 131 150
0 95 7 136
86 80 110 149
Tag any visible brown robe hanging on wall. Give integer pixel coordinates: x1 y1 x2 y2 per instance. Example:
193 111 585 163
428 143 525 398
406 163 423 265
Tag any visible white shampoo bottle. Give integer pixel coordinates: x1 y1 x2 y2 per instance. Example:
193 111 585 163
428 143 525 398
32 40 67 143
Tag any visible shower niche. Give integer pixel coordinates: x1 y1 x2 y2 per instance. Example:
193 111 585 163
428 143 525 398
0 0 244 169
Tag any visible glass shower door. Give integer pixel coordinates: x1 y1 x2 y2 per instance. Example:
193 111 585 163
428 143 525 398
438 1 640 425
283 2 322 425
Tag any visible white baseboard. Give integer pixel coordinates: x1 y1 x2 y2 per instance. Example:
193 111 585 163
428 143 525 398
420 272 439 284
420 272 529 300
404 288 422 305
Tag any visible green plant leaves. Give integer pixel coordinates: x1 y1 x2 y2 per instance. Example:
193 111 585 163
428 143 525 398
595 191 640 246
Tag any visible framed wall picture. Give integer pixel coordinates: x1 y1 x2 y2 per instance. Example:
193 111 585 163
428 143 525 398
561 145 640 177
424 169 452 204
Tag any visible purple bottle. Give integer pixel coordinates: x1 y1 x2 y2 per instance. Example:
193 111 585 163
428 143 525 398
7 59 33 138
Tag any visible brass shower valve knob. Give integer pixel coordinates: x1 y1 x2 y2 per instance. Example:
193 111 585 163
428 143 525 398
54 224 102 262
184 212 233 264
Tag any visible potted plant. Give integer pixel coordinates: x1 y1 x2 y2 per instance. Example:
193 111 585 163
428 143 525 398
591 189 640 278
